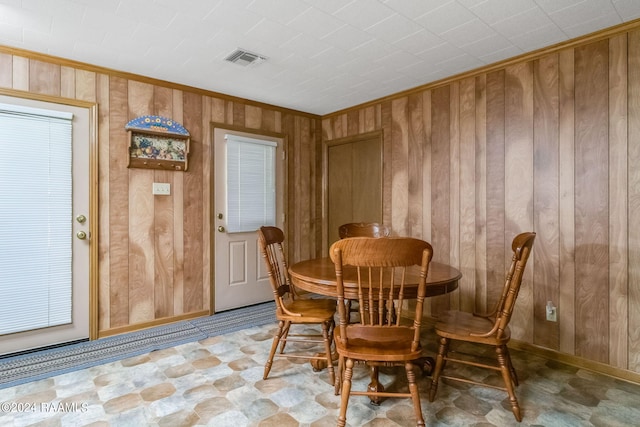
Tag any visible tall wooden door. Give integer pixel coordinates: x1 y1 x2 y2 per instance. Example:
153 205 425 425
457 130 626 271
0 92 96 355
213 127 284 312
326 133 383 248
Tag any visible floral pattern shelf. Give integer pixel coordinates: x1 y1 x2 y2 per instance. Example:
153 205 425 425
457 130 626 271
125 115 190 171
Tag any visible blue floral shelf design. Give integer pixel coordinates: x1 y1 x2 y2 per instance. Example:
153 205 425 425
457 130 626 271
125 115 190 171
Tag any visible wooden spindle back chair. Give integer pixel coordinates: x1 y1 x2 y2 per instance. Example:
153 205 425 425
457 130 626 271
428 231 536 422
338 222 391 239
330 237 433 427
258 226 336 384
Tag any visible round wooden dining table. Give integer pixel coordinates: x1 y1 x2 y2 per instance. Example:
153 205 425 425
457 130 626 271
289 257 462 299
289 256 462 397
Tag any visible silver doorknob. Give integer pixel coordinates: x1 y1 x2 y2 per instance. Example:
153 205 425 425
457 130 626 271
77 231 87 240
218 226 225 232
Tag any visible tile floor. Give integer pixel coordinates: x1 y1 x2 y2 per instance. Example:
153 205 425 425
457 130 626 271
1 321 640 427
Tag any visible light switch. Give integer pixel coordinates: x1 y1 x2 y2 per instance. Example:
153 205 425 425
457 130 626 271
152 182 170 195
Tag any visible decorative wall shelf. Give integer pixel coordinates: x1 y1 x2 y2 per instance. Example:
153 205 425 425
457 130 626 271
125 115 190 171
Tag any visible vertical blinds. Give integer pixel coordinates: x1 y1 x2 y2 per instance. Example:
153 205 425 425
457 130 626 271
0 103 73 335
225 134 277 233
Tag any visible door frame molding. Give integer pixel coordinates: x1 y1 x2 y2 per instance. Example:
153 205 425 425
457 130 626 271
322 130 384 254
209 122 288 313
0 88 99 340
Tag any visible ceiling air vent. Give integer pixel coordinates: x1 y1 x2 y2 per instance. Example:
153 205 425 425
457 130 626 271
225 49 267 67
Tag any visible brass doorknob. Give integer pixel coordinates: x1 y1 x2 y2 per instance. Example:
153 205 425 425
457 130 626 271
218 226 225 232
76 231 87 240
76 214 87 224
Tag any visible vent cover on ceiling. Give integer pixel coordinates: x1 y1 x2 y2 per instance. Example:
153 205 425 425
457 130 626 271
225 49 267 66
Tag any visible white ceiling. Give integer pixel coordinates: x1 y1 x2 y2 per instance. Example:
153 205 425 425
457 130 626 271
1 0 640 115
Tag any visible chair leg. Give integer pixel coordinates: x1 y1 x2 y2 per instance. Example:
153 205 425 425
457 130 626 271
504 347 519 386
406 362 426 427
337 358 354 427
321 321 335 385
264 320 286 379
497 345 522 422
278 321 292 354
428 336 449 401
334 355 343 395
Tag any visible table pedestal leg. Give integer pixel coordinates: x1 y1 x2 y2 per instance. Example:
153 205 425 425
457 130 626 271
310 351 338 371
368 365 384 405
419 356 435 376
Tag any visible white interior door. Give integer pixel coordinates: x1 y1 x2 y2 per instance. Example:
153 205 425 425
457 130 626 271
213 128 284 312
0 94 91 355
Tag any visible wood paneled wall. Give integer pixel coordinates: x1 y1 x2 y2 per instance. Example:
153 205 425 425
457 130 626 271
2 21 639 378
322 29 640 374
0 48 320 337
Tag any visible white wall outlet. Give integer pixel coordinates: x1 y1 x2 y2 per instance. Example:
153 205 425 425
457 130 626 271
546 301 557 322
152 182 170 195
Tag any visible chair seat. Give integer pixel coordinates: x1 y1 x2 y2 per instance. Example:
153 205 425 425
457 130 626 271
435 310 511 345
278 298 336 323
334 327 423 362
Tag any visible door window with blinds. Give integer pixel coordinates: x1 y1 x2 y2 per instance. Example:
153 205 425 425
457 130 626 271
225 134 277 232
0 103 73 335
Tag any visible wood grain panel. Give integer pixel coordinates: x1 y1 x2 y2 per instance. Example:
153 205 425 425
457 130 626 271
298 117 313 261
504 62 534 342
558 49 576 355
485 70 506 309
29 59 60 95
574 40 609 363
430 86 451 315
533 54 560 350
283 114 300 256
201 96 212 313
332 114 346 139
128 81 155 323
153 85 175 318
347 109 359 136
0 53 12 88
172 90 185 316
459 77 476 313
60 66 75 99
283 114 299 257
608 34 629 368
128 170 155 322
421 91 432 243
75 69 96 102
420 91 433 317
474 75 487 313
97 72 111 331
232 102 245 126
211 97 225 124
627 30 640 372
363 105 377 133
449 82 460 311
407 92 424 239
182 91 204 313
108 76 130 328
262 109 278 132
225 100 233 124
245 104 262 129
381 101 393 228
391 97 409 235
12 56 28 90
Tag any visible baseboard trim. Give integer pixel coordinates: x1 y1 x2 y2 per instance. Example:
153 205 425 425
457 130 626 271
98 310 210 338
509 339 640 385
